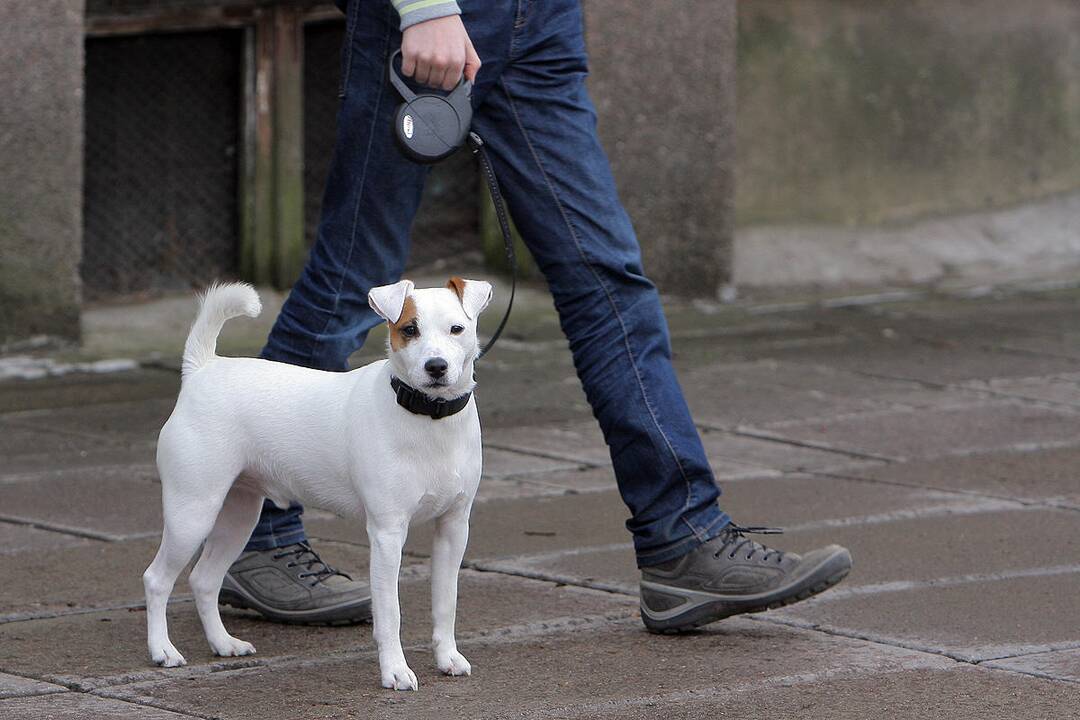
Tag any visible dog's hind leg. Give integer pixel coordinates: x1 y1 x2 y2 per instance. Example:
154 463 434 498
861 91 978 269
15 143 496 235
189 483 263 658
430 507 471 677
143 487 225 668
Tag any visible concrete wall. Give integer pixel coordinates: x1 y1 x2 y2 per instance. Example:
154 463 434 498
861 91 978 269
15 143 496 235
736 0 1080 288
0 0 85 347
585 0 736 297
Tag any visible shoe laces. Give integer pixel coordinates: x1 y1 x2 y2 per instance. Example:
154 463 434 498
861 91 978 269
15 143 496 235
272 542 352 586
712 524 786 563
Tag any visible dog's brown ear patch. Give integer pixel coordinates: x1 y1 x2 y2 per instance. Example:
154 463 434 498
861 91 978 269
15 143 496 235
446 276 466 304
388 295 419 351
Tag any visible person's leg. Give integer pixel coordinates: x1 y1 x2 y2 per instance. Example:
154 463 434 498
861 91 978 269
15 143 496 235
229 2 524 623
471 1 851 630
469 0 728 567
244 0 431 551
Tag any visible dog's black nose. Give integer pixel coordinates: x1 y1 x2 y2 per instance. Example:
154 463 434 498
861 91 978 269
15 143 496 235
425 357 448 378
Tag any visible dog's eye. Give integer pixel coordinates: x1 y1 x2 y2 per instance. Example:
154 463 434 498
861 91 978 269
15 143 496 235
450 325 465 335
401 324 419 338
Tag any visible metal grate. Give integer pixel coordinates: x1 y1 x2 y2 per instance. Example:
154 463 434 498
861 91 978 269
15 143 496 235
82 30 242 300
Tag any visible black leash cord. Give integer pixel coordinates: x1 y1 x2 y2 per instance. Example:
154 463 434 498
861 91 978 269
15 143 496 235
469 131 516 360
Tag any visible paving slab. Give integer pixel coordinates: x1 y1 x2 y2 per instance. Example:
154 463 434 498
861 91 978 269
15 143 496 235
6 398 174 445
0 572 631 687
0 670 66 699
102 619 954 720
0 369 179 415
775 337 1080 385
560 666 1080 720
475 358 592 427
698 427 868 470
517 506 1080 592
756 400 1080 461
680 359 958 427
0 467 161 539
481 447 585 480
846 446 1080 507
309 490 633 560
0 538 394 621
0 436 157 476
0 523 88 557
772 573 1080 661
0 693 195 719
985 647 1080 683
781 507 1080 586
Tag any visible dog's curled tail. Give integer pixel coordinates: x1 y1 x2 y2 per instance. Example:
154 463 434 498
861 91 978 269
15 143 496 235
181 282 262 378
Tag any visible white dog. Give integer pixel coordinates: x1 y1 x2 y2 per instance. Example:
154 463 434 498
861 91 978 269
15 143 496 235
143 277 492 691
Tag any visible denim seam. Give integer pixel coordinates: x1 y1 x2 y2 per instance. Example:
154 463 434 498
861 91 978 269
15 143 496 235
498 77 697 513
310 9 393 363
339 1 359 98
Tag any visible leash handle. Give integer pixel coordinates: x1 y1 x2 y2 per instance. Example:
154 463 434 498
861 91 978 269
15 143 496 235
469 131 516 360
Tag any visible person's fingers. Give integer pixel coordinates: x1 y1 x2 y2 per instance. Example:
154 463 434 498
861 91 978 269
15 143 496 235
414 54 433 86
402 50 417 78
441 59 462 91
463 37 481 83
427 60 448 91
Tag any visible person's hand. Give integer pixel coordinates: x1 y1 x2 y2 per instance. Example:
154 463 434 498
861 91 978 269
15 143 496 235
401 15 481 91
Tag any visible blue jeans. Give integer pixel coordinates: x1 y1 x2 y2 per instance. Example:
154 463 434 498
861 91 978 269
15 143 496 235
247 0 730 565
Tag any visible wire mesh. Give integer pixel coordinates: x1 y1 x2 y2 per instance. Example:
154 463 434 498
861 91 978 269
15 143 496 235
82 11 479 301
82 29 242 300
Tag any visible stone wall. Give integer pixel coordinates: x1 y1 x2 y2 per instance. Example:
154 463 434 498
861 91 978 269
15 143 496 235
585 0 736 298
736 0 1080 288
0 0 85 346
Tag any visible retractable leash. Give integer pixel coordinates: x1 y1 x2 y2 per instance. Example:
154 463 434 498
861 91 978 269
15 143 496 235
388 49 516 361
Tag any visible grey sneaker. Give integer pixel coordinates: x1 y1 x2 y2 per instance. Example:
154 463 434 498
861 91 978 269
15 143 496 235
219 542 372 625
640 524 851 633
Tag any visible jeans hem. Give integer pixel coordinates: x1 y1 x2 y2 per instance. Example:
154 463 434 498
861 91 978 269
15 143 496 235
243 528 309 552
634 511 730 568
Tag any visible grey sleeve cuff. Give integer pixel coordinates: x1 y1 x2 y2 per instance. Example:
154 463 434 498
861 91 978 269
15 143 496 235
395 0 462 31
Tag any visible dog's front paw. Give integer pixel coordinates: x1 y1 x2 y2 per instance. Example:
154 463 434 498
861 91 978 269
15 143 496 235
381 662 419 691
436 649 472 677
210 635 257 658
150 642 187 668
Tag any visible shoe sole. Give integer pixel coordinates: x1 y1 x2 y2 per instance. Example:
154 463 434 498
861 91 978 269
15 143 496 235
218 584 372 627
640 548 852 634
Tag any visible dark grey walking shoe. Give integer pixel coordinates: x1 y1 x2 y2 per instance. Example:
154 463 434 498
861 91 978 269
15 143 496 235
219 542 372 625
640 524 851 633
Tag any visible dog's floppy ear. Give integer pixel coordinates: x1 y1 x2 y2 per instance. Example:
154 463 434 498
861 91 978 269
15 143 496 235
446 277 493 319
368 279 415 323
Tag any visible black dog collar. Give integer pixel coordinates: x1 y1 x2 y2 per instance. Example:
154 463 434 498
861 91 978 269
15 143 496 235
390 376 471 420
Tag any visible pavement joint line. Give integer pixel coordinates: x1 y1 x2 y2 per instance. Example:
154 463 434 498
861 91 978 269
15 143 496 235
465 559 638 596
0 514 126 542
0 417 129 444
782 497 1033 532
981 656 1080 685
718 425 902 463
788 563 1080 606
0 461 159 485
484 442 603 468
750 614 1080 665
0 597 195 626
810 467 1080 515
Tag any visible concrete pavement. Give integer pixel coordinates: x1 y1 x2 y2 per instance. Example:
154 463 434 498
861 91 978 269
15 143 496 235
2 277 1080 718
